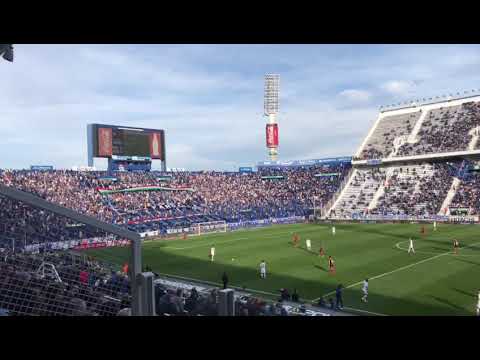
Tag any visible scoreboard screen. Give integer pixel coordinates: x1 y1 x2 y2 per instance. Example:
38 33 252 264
88 124 165 161
112 129 150 157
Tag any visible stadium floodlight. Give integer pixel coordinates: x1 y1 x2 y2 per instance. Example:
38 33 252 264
264 74 279 116
0 44 14 62
264 74 280 161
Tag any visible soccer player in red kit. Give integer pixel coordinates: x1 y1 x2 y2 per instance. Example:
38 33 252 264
292 233 299 247
319 247 325 257
421 225 426 236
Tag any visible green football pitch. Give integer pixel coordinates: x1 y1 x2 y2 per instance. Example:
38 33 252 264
84 222 480 316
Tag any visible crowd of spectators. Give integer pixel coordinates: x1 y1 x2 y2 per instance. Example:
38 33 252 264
450 174 480 215
358 102 480 160
397 103 480 156
0 164 350 235
370 163 453 216
0 251 131 316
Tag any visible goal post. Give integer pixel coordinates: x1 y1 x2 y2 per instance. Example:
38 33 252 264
189 220 228 236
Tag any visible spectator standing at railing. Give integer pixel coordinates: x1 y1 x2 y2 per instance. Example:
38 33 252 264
335 284 344 310
222 271 229 289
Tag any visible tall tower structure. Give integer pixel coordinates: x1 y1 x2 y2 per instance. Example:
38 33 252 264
264 74 280 161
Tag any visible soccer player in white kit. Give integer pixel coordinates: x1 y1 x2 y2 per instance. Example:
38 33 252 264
408 238 415 254
210 245 215 262
361 279 369 303
332 226 336 236
260 260 266 279
476 291 480 316
306 239 312 251
433 221 437 231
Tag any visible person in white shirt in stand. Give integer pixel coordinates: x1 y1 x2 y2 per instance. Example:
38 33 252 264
361 279 369 303
260 260 267 279
306 239 312 252
408 238 415 255
210 245 215 262
332 226 336 236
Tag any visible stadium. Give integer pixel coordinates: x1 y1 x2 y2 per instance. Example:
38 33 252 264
1 45 480 316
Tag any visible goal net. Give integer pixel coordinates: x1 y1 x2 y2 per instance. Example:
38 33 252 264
189 220 227 236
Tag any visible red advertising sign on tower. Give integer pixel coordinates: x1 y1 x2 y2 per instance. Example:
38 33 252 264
98 128 113 156
266 124 279 148
149 132 163 159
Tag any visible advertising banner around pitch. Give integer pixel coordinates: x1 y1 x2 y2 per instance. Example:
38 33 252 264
266 124 279 148
239 167 253 173
98 128 113 156
149 132 162 159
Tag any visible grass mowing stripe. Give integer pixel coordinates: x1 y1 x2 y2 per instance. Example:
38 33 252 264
166 238 248 250
161 228 322 250
155 272 284 298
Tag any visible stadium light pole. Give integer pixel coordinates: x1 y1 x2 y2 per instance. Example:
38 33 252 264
264 74 280 161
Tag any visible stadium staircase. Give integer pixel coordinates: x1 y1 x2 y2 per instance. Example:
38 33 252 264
368 166 396 210
328 168 384 218
438 177 461 216
407 108 427 143
323 168 356 218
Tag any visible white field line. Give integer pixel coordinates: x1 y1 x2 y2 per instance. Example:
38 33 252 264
395 240 480 257
315 241 480 301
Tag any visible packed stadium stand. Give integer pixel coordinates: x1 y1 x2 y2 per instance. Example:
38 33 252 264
357 98 480 161
328 95 480 219
359 111 420 160
0 163 351 237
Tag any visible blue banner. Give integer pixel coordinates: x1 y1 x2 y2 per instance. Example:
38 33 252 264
239 167 253 173
30 165 54 171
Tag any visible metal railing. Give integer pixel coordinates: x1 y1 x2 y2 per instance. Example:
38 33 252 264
0 184 155 316
379 89 480 113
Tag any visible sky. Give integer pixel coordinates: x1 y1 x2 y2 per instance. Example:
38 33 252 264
1 44 480 170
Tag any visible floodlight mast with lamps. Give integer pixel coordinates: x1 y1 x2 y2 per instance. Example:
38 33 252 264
264 74 280 161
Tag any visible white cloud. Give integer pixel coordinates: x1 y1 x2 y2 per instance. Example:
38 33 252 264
2 45 480 170
381 80 414 96
338 89 372 103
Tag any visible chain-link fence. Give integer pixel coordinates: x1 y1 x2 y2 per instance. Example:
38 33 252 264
0 184 144 316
